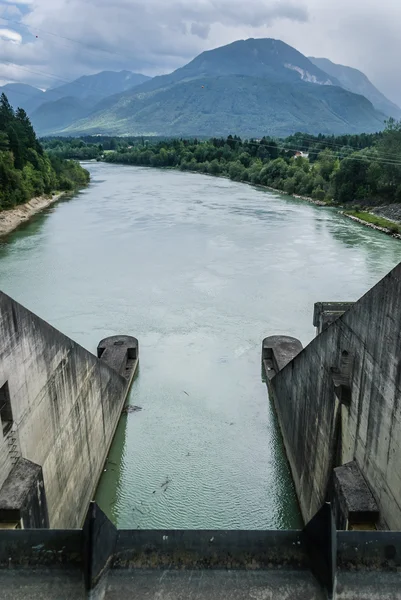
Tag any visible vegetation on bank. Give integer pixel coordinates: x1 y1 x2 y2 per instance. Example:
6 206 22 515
344 210 401 234
43 122 401 207
0 93 89 211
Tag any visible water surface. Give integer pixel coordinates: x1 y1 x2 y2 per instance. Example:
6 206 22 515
1 163 400 529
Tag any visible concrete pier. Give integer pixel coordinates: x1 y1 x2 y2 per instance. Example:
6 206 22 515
0 291 138 529
98 335 139 385
263 262 401 531
262 335 303 380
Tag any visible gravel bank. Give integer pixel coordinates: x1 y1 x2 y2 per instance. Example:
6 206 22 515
0 193 65 237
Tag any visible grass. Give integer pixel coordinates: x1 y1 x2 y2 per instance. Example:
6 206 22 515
344 210 401 234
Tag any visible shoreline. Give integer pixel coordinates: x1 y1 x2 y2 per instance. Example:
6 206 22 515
0 192 66 237
340 212 401 240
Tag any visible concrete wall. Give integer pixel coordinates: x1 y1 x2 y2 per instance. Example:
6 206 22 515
0 291 128 529
270 262 401 529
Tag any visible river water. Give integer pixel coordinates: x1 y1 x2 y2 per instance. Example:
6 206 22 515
1 162 401 530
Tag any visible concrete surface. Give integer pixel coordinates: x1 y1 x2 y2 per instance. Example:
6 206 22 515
267 262 401 529
0 458 48 527
104 569 326 600
313 303 354 335
262 336 303 380
0 569 85 600
0 291 130 528
97 335 138 382
334 461 379 528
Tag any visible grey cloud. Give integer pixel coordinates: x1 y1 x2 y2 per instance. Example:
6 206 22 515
0 0 400 109
191 22 210 40
0 0 309 87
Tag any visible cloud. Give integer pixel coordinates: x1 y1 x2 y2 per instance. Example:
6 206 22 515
0 27 21 43
0 0 400 108
191 22 210 40
0 0 310 88
0 0 33 4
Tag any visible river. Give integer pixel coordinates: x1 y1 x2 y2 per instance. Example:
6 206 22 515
1 162 401 530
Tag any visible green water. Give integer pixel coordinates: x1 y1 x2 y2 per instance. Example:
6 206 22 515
1 163 401 530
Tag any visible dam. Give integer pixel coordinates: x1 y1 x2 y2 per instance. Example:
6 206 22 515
2 162 401 530
1 164 401 596
1 264 401 597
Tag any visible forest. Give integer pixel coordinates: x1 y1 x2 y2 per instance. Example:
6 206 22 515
0 93 89 211
43 123 401 206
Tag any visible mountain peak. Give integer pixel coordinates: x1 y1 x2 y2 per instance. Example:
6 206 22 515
181 37 338 85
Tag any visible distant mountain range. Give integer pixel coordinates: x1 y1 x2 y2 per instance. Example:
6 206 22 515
0 71 150 134
1 38 399 138
309 57 401 120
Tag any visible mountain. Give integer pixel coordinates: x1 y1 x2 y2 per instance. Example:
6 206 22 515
30 97 95 136
42 70 151 104
0 83 44 112
135 38 341 92
25 70 151 135
309 57 401 119
62 75 385 138
60 38 386 138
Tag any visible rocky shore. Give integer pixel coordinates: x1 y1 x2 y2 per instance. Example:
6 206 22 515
0 192 65 237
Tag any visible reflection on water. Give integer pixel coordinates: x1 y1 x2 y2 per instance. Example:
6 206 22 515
1 164 401 530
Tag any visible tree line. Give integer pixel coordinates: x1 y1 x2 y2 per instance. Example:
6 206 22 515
59 126 396 206
41 123 401 206
0 93 89 211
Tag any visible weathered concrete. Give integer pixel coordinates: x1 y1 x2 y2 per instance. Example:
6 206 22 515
0 291 134 528
333 461 379 530
1 503 401 599
104 569 326 600
0 458 49 528
97 336 138 383
262 336 303 380
265 262 401 530
313 303 354 335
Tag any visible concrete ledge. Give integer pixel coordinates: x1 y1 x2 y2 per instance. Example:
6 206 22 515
334 461 379 529
313 302 354 334
114 529 306 569
262 336 303 380
1 504 401 598
97 336 139 385
0 459 49 528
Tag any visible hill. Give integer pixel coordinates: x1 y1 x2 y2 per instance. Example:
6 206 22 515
27 70 151 135
0 83 44 113
61 39 386 138
42 70 151 104
62 75 385 138
30 97 96 137
309 57 401 119
1 71 151 133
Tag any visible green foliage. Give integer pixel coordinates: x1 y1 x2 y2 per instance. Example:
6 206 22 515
98 125 401 206
344 210 401 234
0 93 89 211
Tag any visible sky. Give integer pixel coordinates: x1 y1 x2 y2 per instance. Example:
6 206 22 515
0 0 400 105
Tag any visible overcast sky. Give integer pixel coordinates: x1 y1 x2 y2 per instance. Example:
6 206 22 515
0 0 400 105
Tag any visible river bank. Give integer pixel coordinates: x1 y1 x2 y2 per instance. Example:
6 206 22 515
0 192 65 237
341 211 401 239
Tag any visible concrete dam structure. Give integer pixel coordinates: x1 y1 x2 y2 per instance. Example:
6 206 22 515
0 290 138 529
2 260 401 597
263 261 401 531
